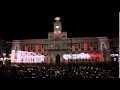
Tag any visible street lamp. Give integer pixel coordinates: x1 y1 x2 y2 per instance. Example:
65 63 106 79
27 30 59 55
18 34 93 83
3 53 6 65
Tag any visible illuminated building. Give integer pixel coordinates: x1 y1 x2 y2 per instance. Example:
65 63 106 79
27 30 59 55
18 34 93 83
11 17 111 64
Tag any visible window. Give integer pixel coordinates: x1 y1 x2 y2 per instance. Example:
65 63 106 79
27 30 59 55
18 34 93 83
33 45 36 50
86 43 91 50
44 44 48 51
62 43 66 49
93 43 97 50
80 44 84 50
67 44 70 47
39 58 41 62
21 45 24 51
50 36 53 38
62 36 66 37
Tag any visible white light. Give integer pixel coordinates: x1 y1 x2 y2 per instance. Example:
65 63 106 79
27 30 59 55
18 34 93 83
63 53 91 60
11 50 46 63
110 54 119 57
56 26 59 29
3 53 6 56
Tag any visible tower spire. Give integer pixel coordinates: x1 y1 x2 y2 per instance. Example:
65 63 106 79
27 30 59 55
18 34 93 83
53 17 62 34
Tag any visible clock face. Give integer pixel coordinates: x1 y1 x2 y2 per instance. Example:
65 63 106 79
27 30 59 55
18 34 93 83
56 25 59 29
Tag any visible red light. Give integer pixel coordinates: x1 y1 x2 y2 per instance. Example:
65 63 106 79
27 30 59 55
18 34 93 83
42 48 44 51
90 46 93 50
27 46 28 51
54 30 61 34
58 30 61 33
25 45 28 51
36 45 39 51
84 43 88 50
41 44 44 51
90 52 103 59
72 44 75 51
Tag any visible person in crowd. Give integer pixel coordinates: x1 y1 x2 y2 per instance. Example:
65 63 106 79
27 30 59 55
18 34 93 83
0 64 118 78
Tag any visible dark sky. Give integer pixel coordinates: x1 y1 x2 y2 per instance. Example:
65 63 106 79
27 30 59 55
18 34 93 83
0 3 118 41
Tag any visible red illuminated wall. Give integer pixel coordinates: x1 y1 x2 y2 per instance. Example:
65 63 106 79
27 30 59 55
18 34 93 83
41 44 44 51
54 30 61 34
25 45 28 51
90 52 103 59
72 44 75 51
84 43 88 50
36 45 39 51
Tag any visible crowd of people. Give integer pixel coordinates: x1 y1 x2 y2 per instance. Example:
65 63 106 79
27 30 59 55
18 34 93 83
0 63 119 78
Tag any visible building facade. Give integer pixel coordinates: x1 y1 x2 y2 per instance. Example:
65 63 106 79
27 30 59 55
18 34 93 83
11 17 111 64
109 37 119 63
109 37 119 54
0 38 12 60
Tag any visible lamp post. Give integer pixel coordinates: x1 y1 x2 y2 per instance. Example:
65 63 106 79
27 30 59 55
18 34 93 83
71 38 73 71
3 53 6 65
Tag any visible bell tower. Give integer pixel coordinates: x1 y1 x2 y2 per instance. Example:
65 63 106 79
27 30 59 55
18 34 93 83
53 17 62 34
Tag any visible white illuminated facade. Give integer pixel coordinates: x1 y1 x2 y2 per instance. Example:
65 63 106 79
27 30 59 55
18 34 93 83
11 17 111 64
11 50 46 63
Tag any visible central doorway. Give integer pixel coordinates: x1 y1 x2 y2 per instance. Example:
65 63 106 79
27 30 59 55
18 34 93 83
56 54 60 65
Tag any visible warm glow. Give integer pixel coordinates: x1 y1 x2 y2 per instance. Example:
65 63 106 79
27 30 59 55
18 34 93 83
56 25 59 29
54 30 61 34
9 54 11 57
55 17 60 21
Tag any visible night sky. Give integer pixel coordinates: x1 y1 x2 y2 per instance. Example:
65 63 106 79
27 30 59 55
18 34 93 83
0 3 118 41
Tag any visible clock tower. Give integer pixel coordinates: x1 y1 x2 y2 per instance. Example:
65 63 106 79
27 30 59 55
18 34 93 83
53 17 62 34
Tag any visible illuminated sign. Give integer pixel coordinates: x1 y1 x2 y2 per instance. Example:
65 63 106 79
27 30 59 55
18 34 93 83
110 54 120 59
63 53 103 60
110 54 119 57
